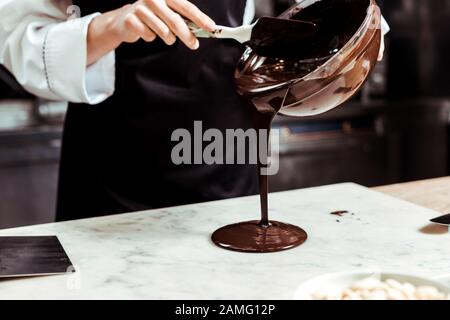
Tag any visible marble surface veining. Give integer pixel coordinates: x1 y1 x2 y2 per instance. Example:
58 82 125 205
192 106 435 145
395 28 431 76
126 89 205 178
0 183 449 299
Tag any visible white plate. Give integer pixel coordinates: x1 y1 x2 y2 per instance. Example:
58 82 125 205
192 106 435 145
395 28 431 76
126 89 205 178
293 271 450 300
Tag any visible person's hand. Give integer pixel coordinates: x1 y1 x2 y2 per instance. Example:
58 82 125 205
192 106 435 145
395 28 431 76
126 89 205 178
87 0 216 65
112 0 216 49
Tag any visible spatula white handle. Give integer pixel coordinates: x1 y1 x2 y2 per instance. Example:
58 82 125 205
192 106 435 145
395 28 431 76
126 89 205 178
186 21 254 44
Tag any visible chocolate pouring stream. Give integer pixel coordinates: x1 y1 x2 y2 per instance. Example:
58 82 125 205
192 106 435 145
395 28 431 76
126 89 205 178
212 0 378 253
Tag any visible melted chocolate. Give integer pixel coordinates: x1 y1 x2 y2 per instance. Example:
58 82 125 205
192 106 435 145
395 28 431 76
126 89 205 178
211 221 307 253
234 0 378 118
248 17 317 59
250 0 366 60
212 0 375 253
330 210 349 217
211 101 308 253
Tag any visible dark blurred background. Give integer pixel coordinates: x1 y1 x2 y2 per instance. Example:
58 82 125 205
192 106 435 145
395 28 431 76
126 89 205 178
1 0 450 228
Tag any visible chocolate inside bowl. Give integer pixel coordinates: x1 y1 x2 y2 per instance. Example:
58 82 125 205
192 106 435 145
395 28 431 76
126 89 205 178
235 0 382 117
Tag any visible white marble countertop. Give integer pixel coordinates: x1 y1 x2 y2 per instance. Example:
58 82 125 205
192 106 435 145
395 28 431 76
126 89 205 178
0 183 449 300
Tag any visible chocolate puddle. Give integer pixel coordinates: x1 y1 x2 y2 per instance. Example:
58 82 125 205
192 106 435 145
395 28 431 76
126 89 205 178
212 0 372 253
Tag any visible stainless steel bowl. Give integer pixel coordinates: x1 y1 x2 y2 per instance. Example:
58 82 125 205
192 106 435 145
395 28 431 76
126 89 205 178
235 0 382 117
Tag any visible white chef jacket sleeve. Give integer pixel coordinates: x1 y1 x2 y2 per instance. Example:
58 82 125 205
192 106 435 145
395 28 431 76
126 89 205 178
0 0 115 104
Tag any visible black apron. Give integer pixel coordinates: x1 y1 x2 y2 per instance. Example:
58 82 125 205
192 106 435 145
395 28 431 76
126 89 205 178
56 0 258 221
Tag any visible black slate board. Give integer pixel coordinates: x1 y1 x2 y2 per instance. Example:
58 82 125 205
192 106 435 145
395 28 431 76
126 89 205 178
0 236 74 278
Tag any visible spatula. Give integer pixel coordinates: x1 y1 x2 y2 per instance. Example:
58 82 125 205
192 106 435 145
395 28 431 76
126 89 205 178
187 17 317 58
430 213 450 226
